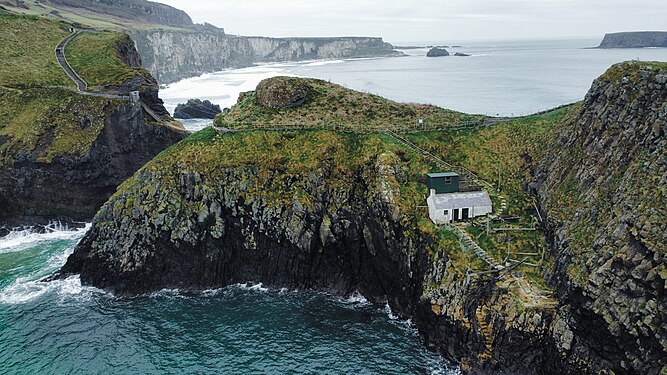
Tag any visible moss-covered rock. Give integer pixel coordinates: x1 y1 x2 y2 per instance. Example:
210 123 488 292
532 61 667 374
255 76 314 109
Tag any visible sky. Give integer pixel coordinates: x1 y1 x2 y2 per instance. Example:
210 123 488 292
157 0 667 43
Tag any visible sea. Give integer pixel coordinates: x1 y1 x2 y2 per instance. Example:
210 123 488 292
161 38 667 132
2 39 666 374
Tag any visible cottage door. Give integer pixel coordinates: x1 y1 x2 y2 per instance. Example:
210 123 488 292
453 209 460 221
462 208 470 220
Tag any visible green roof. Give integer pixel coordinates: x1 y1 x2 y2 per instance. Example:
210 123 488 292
427 172 459 178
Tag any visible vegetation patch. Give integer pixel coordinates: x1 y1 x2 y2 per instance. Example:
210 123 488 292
66 31 153 89
215 77 486 132
0 87 112 165
0 13 73 87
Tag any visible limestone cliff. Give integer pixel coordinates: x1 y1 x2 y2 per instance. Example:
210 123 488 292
131 31 402 83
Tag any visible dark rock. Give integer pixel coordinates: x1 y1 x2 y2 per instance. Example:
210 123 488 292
255 77 314 109
174 99 222 119
533 61 667 375
427 47 450 57
454 52 470 57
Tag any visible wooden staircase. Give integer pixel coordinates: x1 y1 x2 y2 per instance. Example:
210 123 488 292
476 306 495 360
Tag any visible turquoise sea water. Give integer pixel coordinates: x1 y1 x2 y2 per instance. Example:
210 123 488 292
0 227 456 374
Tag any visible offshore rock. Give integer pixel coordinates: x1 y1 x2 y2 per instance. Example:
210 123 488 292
174 99 222 119
427 47 450 57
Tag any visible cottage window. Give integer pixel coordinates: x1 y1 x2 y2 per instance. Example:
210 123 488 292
444 177 452 184
443 210 449 216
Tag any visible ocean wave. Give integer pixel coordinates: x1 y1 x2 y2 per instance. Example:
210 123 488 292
303 59 345 67
0 275 102 305
0 222 91 254
336 291 370 306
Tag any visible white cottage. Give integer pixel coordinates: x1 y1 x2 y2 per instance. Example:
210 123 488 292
426 172 493 225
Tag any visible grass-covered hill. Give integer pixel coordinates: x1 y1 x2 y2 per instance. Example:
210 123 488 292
0 13 157 163
0 12 186 224
215 76 487 132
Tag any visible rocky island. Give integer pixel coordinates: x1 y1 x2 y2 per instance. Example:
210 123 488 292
174 99 222 119
598 31 667 48
427 47 450 57
54 62 666 374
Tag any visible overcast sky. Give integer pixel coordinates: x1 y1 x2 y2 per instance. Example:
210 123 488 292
157 0 667 43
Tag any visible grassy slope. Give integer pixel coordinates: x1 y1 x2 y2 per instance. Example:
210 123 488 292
0 13 138 164
407 105 580 287
215 77 486 132
0 87 111 166
0 1 188 31
66 31 151 88
0 13 73 87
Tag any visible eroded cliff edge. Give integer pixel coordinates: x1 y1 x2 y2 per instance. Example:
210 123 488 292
57 65 665 374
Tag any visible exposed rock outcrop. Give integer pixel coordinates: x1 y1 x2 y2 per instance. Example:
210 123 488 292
598 31 667 48
55 66 665 374
174 99 221 119
255 77 313 109
427 47 450 57
532 61 666 374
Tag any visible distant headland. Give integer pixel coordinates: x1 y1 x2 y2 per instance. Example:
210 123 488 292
598 31 667 48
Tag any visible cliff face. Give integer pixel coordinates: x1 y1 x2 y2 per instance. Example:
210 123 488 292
532 61 666 374
55 69 665 374
58 130 430 316
0 90 186 227
598 32 667 48
0 24 187 227
131 30 402 83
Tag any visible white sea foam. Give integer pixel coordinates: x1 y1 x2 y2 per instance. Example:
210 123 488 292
0 275 101 305
160 62 299 115
303 59 345 67
339 291 370 306
0 223 91 254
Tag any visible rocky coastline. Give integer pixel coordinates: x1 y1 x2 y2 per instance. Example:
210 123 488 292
53 64 666 374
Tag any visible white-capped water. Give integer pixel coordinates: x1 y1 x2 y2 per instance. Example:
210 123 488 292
0 223 91 254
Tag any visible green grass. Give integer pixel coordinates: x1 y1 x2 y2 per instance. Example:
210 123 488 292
215 77 487 132
66 31 153 88
0 87 113 165
402 105 580 282
599 60 667 83
0 13 73 87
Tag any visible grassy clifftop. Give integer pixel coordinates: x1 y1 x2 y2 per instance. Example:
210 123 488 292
215 77 486 132
0 13 156 163
66 31 153 89
0 13 73 87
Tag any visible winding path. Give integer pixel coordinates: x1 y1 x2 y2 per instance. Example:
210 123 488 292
53 28 187 133
55 29 128 100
